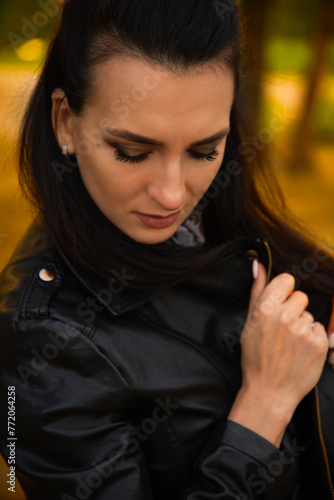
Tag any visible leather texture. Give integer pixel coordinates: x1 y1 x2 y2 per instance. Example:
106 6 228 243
0 219 333 500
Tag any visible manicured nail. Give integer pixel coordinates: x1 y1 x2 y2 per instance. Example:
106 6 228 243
252 259 258 280
328 333 334 349
328 350 334 366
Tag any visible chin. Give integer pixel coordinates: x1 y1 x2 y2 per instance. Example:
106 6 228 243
128 230 174 246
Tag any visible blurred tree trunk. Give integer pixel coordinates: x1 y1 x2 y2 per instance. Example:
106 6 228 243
239 0 271 120
290 0 334 171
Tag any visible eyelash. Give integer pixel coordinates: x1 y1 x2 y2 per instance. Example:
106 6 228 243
113 148 220 164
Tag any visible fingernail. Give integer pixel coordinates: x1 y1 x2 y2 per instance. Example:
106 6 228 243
329 333 334 349
252 259 258 280
328 350 334 366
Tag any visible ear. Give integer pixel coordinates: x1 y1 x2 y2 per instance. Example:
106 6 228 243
51 89 76 155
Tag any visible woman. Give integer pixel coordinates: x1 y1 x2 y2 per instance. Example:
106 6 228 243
0 1 334 498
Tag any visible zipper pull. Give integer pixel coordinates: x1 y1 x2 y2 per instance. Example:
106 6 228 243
262 239 273 285
246 239 273 286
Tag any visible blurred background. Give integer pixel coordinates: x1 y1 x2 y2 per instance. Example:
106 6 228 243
0 0 333 498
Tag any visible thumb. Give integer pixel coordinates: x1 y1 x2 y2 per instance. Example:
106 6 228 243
248 261 267 312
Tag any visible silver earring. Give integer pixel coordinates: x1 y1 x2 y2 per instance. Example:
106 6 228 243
62 145 68 157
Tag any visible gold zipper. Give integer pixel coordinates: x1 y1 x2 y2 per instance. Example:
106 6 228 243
314 385 334 499
263 240 272 285
262 241 333 496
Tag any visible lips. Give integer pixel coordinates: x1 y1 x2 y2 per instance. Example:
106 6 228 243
135 210 181 229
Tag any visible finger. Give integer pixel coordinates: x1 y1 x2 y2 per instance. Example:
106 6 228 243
327 333 334 368
291 319 327 351
301 311 314 323
251 273 296 313
329 333 334 349
248 262 267 312
312 323 330 365
311 322 329 354
311 321 327 337
290 315 314 337
279 291 310 324
328 349 334 368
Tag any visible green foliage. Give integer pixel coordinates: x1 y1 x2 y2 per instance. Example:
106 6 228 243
313 97 334 143
266 0 320 38
0 0 61 60
264 38 334 75
265 38 311 75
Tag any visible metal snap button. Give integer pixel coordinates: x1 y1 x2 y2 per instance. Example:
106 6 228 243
245 249 259 261
39 268 56 282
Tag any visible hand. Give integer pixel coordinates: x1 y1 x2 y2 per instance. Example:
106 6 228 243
228 263 328 447
241 263 328 405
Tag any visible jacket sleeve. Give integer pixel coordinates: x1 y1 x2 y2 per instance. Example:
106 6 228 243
180 420 299 499
0 318 298 500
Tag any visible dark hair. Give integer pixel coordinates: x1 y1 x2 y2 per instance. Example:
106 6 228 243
19 0 334 296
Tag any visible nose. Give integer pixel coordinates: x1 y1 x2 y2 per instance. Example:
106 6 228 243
146 159 186 212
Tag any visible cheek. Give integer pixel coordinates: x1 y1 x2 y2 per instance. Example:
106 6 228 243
77 147 146 202
189 163 222 194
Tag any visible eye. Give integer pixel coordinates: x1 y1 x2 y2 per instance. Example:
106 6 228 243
114 148 150 164
109 142 220 164
189 149 220 162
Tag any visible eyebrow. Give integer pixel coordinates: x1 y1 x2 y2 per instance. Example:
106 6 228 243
104 127 230 148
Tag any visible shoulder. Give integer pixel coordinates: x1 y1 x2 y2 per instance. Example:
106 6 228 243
0 220 136 401
0 219 96 335
0 219 160 385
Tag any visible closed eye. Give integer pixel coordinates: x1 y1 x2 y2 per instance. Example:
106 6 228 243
107 142 221 164
114 148 149 164
189 149 219 162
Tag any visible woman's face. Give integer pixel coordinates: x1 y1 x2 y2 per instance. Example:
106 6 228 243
53 57 235 245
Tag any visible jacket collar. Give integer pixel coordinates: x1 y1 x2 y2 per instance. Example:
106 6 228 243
16 218 270 317
55 242 163 317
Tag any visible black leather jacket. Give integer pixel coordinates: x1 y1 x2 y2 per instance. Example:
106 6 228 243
0 220 333 500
